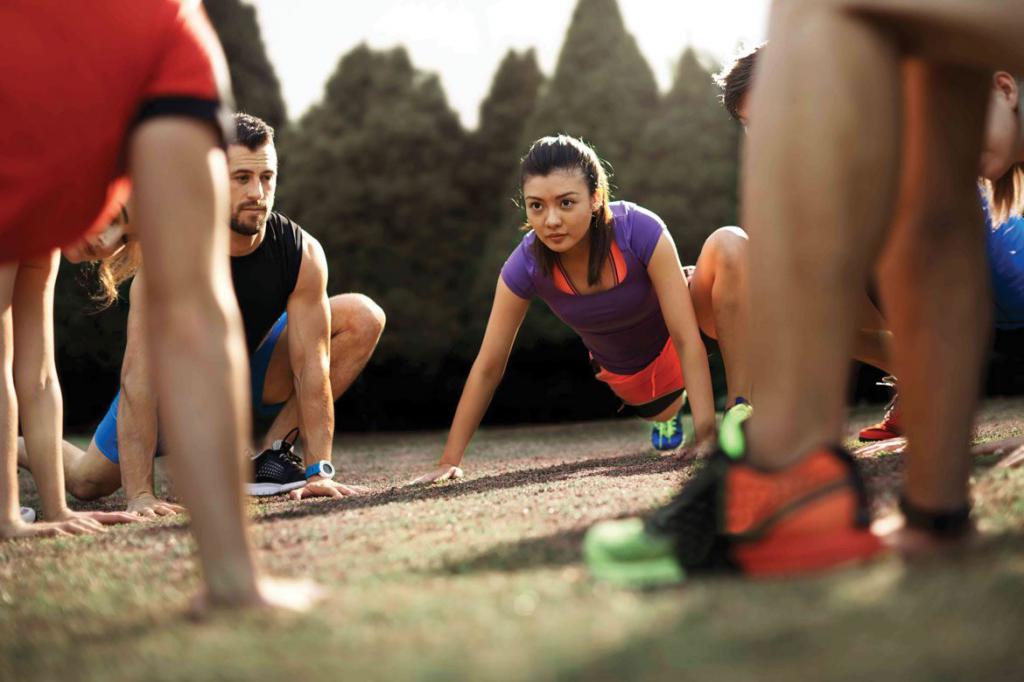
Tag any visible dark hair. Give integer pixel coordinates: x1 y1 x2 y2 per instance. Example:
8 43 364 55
519 135 614 286
714 44 764 122
233 113 275 150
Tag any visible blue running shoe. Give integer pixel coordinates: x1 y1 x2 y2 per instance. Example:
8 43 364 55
651 412 685 451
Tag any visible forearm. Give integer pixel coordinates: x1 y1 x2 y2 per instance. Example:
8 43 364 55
297 367 334 466
19 378 67 519
679 340 717 441
439 363 503 467
118 388 159 501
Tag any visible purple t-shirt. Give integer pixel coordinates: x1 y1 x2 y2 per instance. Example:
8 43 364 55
501 201 670 375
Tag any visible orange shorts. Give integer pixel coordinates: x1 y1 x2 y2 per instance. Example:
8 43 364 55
592 336 684 408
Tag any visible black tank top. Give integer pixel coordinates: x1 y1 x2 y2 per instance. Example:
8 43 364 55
230 212 304 355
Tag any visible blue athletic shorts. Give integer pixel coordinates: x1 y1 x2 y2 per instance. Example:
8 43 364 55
94 312 289 463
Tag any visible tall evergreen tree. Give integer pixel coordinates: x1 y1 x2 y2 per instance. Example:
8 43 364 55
523 0 658 197
203 0 287 130
632 48 741 264
458 49 544 343
280 45 468 372
462 49 544 226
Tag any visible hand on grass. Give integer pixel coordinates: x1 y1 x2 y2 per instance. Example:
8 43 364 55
51 508 140 527
288 476 370 500
0 519 94 540
0 511 130 539
679 438 716 460
126 493 185 518
407 465 464 486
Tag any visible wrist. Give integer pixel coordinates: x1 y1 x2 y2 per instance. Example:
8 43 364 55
304 460 335 480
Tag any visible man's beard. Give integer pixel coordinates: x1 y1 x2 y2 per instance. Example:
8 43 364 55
230 209 266 236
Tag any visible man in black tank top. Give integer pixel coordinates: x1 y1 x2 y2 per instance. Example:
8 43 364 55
46 114 386 511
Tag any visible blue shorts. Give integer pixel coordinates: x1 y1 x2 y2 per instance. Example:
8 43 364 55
94 312 289 463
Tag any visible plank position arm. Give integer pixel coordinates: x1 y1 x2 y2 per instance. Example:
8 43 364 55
647 232 717 445
410 278 530 485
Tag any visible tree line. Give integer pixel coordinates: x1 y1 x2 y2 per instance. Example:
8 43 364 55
54 0 741 430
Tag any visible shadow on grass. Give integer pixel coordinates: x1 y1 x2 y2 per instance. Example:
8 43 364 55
555 533 1024 682
434 527 591 575
256 451 691 523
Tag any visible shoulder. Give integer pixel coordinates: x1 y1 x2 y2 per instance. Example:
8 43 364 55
612 201 666 234
500 231 539 299
611 201 667 266
505 231 537 272
267 212 304 239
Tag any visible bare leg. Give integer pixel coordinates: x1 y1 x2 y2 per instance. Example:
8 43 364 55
689 226 752 406
17 437 126 501
878 61 990 512
129 118 261 607
744 2 903 466
853 292 895 374
747 0 1015 483
648 394 685 423
260 294 385 448
0 264 20 532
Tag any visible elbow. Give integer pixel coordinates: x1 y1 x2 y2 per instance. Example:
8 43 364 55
473 358 506 385
13 371 60 405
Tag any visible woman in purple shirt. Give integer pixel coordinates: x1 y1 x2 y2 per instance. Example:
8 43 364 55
410 135 717 484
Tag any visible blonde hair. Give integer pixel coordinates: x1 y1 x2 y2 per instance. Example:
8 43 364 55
89 204 142 308
91 241 142 308
984 163 1024 226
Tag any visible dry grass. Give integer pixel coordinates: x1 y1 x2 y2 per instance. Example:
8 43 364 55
3 400 1023 681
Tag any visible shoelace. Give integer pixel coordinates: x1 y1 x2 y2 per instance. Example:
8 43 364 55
655 418 678 440
278 446 303 469
875 375 899 421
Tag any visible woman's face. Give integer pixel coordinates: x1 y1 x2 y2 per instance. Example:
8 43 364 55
62 205 132 263
522 169 599 256
981 72 1022 181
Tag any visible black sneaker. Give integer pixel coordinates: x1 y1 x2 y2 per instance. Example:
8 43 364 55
246 428 307 497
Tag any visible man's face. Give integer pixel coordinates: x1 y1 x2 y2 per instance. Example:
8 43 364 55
228 142 278 237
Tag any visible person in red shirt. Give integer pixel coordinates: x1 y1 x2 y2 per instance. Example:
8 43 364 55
0 0 316 611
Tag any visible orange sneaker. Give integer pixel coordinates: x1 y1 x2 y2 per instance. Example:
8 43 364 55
859 376 903 442
585 418 884 583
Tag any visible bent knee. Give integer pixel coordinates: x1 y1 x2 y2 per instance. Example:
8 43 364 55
332 294 386 342
66 474 119 501
704 227 749 274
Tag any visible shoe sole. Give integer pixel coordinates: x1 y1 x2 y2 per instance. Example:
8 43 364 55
246 480 307 497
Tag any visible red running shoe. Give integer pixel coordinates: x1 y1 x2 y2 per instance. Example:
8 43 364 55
859 376 903 442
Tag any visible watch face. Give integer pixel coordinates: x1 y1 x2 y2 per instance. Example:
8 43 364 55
321 461 336 478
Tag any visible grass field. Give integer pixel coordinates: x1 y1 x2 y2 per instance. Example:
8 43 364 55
3 400 1024 681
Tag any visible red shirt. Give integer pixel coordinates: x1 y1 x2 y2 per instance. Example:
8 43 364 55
0 0 231 262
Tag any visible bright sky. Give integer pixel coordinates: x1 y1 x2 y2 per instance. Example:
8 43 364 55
248 0 769 128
